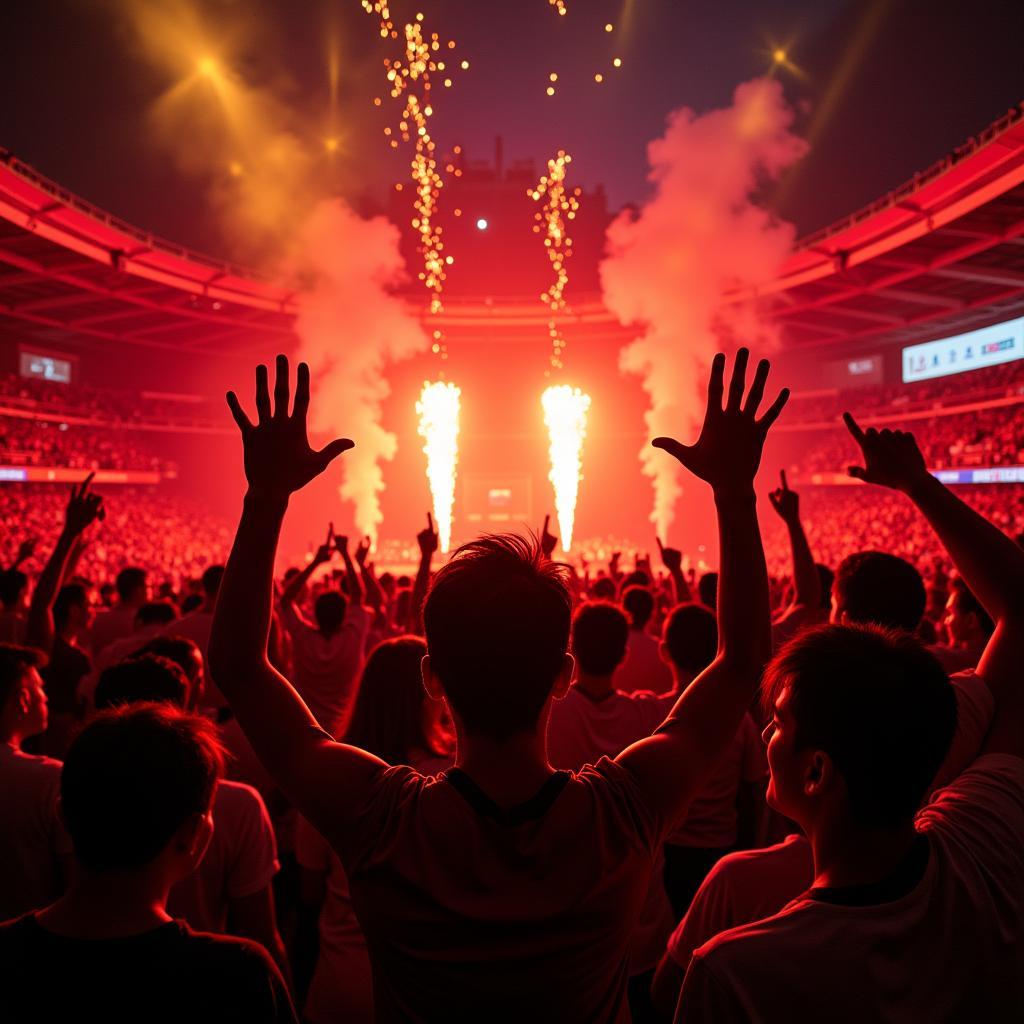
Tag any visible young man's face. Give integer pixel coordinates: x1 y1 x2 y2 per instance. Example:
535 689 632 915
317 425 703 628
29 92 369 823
763 685 806 824
943 591 976 646
20 668 48 736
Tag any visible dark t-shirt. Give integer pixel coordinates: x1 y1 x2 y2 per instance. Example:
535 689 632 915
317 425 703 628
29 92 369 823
41 637 91 715
0 914 296 1023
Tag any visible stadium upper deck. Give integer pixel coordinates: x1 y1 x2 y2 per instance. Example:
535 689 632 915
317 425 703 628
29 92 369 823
1 103 1023 358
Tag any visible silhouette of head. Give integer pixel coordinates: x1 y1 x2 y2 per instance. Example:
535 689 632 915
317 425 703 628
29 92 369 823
423 534 571 741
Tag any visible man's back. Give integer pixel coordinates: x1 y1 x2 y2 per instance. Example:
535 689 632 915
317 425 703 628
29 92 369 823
677 755 1024 1022
616 628 673 695
0 744 70 920
326 757 668 1022
281 602 369 732
0 913 295 1023
168 779 279 932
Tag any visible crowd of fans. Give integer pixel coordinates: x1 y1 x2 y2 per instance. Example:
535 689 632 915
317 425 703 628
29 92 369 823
0 372 223 428
0 486 231 590
0 350 1022 1022
0 415 175 473
796 402 1024 474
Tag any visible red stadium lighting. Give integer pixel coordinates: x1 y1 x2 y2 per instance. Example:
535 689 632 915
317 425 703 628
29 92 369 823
476 217 488 230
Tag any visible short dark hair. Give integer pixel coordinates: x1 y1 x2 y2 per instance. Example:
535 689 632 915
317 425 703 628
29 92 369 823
0 643 46 707
591 576 616 601
0 568 28 608
698 572 718 610
834 552 926 631
424 534 571 740
314 591 347 633
816 564 835 612
95 655 189 710
116 567 147 602
61 703 224 872
571 602 629 676
201 565 225 598
949 577 994 636
136 601 178 628
762 623 956 828
53 583 89 632
135 635 203 683
181 594 203 615
663 602 718 675
622 585 654 630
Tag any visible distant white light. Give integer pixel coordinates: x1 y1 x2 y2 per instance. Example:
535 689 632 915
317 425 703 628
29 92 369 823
476 217 488 230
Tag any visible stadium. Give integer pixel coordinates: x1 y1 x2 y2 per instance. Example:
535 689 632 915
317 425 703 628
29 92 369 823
2 4 1024 1021
2 106 1021 578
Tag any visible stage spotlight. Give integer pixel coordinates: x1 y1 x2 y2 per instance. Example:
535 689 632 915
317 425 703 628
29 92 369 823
324 137 340 153
476 217 488 230
772 48 787 64
197 56 219 78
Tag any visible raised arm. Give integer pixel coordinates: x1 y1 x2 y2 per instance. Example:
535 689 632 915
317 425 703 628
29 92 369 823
408 513 437 634
540 514 558 560
767 469 821 616
209 356 387 829
657 536 692 603
844 414 1024 756
617 349 788 827
279 525 334 610
25 475 104 652
354 537 385 611
335 535 365 605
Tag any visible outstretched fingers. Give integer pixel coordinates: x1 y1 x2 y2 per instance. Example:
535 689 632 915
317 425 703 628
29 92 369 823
726 347 750 412
316 438 355 470
742 358 770 417
706 352 726 413
293 361 311 421
226 391 253 434
255 364 271 424
780 468 789 490
651 436 692 465
273 354 290 420
842 411 865 445
755 387 790 431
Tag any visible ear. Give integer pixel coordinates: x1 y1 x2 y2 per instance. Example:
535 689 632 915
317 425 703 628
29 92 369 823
803 750 836 799
176 809 215 867
658 640 672 666
551 653 575 701
421 654 445 701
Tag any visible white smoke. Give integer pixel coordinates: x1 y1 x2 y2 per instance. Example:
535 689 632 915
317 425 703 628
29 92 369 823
288 200 428 541
601 78 807 540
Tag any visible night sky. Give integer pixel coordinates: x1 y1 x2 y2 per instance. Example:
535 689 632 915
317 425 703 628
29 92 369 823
2 0 1023 262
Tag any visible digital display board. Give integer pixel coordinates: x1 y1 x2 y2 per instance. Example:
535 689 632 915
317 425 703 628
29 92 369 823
19 350 74 384
902 315 1023 383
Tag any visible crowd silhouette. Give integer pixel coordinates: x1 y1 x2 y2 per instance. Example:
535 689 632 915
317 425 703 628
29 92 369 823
0 349 1022 1022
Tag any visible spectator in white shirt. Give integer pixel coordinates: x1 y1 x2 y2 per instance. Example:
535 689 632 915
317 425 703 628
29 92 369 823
278 528 370 736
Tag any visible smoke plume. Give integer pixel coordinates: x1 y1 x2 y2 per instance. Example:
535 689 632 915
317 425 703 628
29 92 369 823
288 201 428 542
108 1 426 538
600 78 807 540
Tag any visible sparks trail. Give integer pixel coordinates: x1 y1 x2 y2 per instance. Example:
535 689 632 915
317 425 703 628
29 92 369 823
363 2 461 356
530 151 581 371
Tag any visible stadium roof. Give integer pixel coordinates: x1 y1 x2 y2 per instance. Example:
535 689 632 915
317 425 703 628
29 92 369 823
1 100 1023 355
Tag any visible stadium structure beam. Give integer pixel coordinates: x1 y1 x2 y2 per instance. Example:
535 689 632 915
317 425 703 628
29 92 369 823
930 266 1024 288
0 245 292 342
793 283 1024 349
773 215 1024 320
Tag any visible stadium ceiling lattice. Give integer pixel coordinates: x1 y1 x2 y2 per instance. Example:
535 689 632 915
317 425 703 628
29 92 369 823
1 102 1023 356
